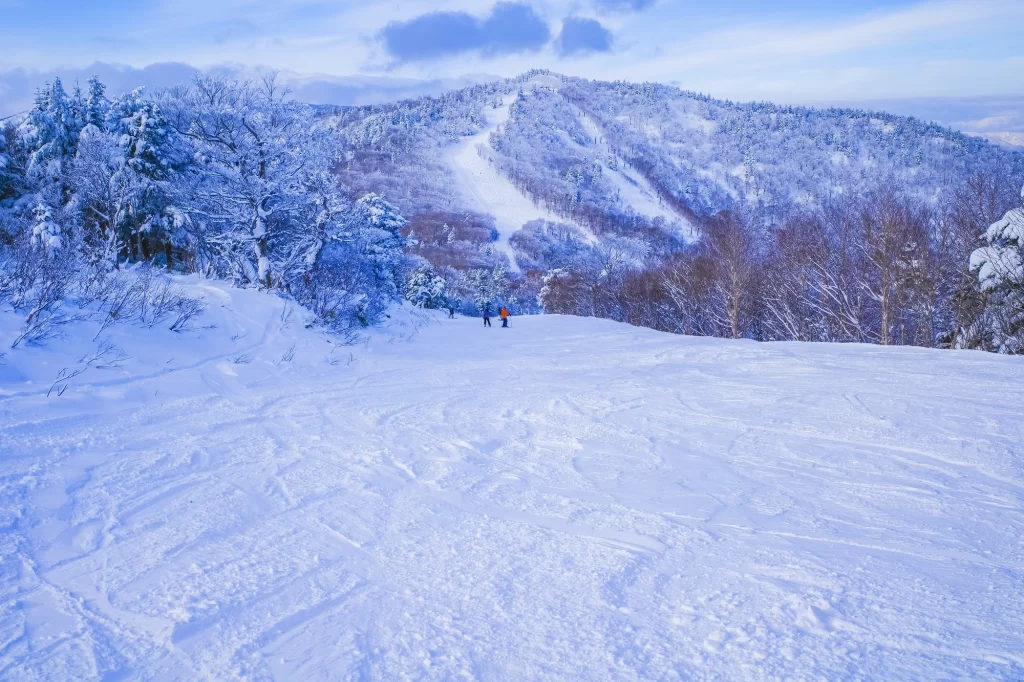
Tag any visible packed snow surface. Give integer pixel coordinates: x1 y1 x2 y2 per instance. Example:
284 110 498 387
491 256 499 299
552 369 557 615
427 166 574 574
3 279 1024 681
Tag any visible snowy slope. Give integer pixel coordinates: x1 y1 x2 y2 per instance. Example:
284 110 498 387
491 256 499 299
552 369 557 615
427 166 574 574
445 76 596 272
965 131 1024 150
445 95 559 272
3 280 1024 681
575 109 696 239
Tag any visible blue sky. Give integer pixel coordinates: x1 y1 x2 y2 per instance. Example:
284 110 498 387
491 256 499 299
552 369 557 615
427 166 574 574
1 0 1023 130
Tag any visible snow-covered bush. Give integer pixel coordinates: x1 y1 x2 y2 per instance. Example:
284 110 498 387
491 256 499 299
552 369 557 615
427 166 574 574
5 240 80 348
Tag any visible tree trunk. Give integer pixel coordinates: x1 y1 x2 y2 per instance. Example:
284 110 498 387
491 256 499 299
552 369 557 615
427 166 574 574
731 293 740 339
255 236 271 289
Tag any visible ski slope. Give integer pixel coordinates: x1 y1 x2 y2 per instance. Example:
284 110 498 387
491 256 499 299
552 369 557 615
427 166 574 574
3 279 1024 681
575 111 697 240
446 92 579 272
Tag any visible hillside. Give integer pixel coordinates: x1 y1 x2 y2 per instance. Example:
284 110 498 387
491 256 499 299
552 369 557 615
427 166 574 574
331 71 1023 245
326 73 1024 352
3 280 1023 680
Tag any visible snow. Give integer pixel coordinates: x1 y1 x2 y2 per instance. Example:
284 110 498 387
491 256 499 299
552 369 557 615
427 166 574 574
973 203 1024 289
575 111 696 240
446 93 578 272
3 279 1024 680
985 204 1024 244
667 102 717 136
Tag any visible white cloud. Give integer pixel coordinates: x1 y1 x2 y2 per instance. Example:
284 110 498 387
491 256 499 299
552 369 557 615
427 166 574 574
625 0 1023 76
0 0 1021 105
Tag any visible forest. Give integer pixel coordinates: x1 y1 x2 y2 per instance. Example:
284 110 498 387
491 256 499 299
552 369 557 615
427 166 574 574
332 71 1024 353
0 74 411 344
2 70 1023 352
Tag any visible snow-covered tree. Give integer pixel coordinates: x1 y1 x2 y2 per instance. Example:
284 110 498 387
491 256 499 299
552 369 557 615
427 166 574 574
23 78 83 181
971 184 1024 353
31 198 62 255
107 88 183 180
352 192 407 234
67 125 137 268
405 267 447 308
346 193 408 300
160 74 340 288
277 170 349 291
297 192 408 328
0 126 12 199
84 76 109 129
462 264 509 312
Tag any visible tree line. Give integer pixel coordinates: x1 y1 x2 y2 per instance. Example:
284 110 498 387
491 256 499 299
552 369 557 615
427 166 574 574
538 176 1024 353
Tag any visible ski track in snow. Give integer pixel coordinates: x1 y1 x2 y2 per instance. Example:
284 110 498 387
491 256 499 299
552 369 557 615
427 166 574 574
446 92 580 273
2 280 1024 680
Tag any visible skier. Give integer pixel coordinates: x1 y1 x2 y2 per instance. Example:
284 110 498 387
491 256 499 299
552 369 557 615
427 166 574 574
483 306 492 327
448 304 455 319
500 306 510 328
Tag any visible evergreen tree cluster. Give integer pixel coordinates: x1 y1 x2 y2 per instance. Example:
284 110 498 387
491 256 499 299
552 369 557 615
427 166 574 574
0 74 411 340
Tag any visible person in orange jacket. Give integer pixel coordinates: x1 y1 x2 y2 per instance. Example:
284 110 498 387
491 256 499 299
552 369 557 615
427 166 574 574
499 306 510 328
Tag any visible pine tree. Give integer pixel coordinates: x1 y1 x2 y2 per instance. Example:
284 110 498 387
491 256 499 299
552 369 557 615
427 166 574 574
24 78 83 178
0 126 11 199
348 193 408 299
31 198 62 255
106 88 181 180
70 81 87 132
85 76 109 129
464 264 508 312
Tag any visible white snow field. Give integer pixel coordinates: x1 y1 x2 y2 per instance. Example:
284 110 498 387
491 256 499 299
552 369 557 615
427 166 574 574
3 279 1024 681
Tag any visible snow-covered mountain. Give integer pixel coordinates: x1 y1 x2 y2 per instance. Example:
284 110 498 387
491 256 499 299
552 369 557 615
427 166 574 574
4 70 1022 352
328 71 1024 350
331 71 1022 259
3 277 1023 680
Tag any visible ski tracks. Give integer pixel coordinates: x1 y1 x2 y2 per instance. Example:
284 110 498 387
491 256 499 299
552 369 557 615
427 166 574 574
2 304 1024 679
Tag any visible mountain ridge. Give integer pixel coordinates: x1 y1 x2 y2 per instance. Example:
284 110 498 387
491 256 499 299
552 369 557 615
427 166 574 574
329 69 1022 233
